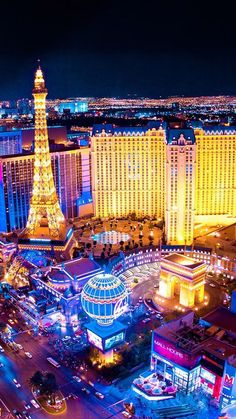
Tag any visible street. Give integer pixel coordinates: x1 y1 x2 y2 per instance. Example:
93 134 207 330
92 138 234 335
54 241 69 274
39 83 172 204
0 307 126 419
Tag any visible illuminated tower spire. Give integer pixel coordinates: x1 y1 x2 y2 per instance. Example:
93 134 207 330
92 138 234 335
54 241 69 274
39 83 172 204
26 64 66 239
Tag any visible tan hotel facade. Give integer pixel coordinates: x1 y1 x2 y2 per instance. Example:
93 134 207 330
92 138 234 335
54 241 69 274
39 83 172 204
91 123 236 245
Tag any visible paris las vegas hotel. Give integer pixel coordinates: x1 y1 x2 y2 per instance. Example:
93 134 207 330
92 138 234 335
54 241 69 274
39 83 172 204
91 122 236 245
0 120 235 245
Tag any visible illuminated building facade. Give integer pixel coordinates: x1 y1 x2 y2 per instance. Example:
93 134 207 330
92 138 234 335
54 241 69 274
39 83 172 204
0 129 22 156
165 130 196 245
145 310 236 407
30 257 103 324
24 66 66 239
195 126 236 223
18 66 76 259
159 253 206 308
81 273 128 364
91 122 166 219
59 101 88 114
0 71 92 234
0 145 92 233
91 123 236 245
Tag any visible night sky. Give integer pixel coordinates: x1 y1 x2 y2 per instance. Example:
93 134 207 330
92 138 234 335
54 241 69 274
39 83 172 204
0 0 235 99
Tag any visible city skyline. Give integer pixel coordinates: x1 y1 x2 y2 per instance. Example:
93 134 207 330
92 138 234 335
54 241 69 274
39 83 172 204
0 2 236 418
0 1 235 99
0 63 236 419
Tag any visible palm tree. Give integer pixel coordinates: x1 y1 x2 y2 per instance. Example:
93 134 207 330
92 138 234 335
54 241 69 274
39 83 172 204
30 371 44 391
119 240 124 251
41 372 58 405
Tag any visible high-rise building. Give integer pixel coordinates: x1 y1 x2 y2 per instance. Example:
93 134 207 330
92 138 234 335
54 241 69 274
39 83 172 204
59 101 88 114
165 129 196 244
0 129 22 156
195 126 236 222
91 123 166 219
0 148 92 233
91 123 236 245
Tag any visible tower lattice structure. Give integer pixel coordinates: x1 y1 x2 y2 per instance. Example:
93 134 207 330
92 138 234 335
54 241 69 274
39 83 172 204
26 66 66 239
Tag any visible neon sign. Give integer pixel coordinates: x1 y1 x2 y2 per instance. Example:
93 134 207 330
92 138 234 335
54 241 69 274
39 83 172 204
154 339 184 359
152 333 200 369
224 374 234 388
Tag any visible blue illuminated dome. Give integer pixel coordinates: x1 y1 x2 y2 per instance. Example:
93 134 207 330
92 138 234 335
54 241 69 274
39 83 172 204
81 273 129 326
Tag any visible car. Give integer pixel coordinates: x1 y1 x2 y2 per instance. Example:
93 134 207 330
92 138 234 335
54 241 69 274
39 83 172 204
154 284 158 288
30 399 40 409
81 387 90 395
17 344 23 350
24 352 32 358
9 319 14 325
12 410 23 419
13 379 21 388
209 283 216 287
63 335 71 341
0 362 4 368
22 412 31 419
69 393 78 399
95 391 104 399
122 412 132 418
72 375 81 382
143 317 151 323
23 403 31 410
0 345 4 353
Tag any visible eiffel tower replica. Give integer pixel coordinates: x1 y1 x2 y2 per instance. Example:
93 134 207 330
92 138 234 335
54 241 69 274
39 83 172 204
18 65 75 260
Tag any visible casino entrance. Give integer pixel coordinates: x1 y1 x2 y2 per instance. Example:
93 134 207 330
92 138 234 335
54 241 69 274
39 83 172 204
151 353 201 394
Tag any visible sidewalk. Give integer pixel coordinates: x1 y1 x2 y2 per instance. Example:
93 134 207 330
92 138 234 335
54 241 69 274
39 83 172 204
108 374 220 419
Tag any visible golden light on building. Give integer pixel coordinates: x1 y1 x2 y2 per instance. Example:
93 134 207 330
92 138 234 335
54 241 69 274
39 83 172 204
91 123 235 246
158 253 206 308
25 65 66 239
91 123 166 219
165 130 196 245
18 66 76 259
194 126 236 224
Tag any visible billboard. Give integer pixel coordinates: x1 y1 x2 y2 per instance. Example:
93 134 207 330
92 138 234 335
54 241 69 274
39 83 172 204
221 360 236 402
152 333 200 369
200 367 216 384
104 331 124 350
87 330 103 351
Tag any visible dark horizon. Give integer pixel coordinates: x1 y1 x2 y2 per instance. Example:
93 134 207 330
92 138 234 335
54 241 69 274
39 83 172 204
0 1 235 100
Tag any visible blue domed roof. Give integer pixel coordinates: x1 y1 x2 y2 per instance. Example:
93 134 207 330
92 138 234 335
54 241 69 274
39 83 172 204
82 274 126 300
81 273 129 325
